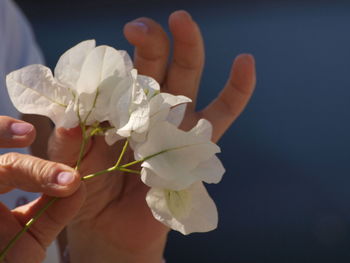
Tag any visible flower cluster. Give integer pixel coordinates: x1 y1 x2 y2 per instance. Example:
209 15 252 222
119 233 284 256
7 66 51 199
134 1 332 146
6 40 225 235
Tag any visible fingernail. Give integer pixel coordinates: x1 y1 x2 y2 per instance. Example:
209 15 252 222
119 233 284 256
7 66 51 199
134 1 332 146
10 122 33 136
130 21 148 33
57 172 75 186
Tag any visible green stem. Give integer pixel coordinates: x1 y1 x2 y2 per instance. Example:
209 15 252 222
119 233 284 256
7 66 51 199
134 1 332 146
75 124 88 171
115 140 129 167
121 149 168 168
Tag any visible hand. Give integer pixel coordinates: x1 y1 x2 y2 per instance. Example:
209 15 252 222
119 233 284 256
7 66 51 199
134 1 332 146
47 10 256 263
0 116 84 263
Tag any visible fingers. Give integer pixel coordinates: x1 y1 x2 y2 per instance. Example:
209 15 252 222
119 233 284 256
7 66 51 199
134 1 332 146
124 17 170 84
13 186 86 250
1 186 85 262
165 10 205 108
48 126 91 167
0 116 35 148
0 152 81 196
200 54 256 142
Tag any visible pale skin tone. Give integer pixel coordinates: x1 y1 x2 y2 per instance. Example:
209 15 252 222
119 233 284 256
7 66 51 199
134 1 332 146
10 9 256 263
0 116 84 262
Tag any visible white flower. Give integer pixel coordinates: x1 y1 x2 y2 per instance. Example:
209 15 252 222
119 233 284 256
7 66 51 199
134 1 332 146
129 92 191 148
136 119 225 234
6 40 134 129
105 75 192 146
104 69 150 145
136 119 225 190
146 181 218 235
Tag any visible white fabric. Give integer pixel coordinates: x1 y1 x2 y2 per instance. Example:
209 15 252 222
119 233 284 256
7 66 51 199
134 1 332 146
0 1 59 262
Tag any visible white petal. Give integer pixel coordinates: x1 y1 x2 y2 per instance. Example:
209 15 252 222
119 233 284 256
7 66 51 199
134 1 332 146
83 75 124 124
189 118 213 140
6 65 73 127
167 103 187 127
76 45 129 94
60 101 80 129
137 121 220 189
148 93 191 127
191 156 225 184
117 70 149 137
104 128 123 145
54 40 96 89
108 77 133 129
146 182 218 235
137 75 160 99
141 167 189 190
119 50 133 72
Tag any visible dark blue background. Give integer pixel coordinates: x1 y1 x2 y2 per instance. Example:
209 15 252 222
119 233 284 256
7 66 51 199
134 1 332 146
16 1 350 262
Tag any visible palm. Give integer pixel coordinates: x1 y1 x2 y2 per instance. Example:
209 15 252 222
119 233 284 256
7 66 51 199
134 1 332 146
47 10 255 262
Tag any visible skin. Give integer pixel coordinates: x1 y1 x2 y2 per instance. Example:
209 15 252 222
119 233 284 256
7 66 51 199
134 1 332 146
25 10 256 263
0 116 85 262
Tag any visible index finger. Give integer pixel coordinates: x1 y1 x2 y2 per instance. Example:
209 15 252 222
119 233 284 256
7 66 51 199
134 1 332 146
0 116 35 148
0 152 81 197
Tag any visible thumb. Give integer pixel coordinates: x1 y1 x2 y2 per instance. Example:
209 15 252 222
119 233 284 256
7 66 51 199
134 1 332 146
48 126 91 166
1 185 85 262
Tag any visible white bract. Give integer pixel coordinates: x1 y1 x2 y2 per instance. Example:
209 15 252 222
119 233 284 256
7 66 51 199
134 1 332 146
136 119 225 190
136 119 225 234
6 40 141 130
146 181 218 235
6 39 226 235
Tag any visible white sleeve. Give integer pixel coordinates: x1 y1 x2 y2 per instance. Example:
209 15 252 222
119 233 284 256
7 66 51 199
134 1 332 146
0 0 44 119
0 3 60 262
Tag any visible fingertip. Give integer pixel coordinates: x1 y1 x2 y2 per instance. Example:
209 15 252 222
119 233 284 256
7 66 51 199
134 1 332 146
0 116 36 148
232 53 256 89
124 20 148 34
124 17 162 47
234 53 256 69
48 168 81 197
10 121 36 146
169 10 193 24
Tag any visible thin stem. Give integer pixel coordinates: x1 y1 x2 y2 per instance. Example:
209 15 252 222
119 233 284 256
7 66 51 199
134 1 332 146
75 123 88 171
81 166 117 181
121 149 168 168
0 197 58 261
115 140 129 167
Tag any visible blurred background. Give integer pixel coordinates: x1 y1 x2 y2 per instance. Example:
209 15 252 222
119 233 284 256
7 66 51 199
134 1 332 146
14 0 350 262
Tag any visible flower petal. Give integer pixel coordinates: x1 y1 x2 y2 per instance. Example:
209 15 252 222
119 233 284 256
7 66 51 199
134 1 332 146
117 70 149 137
136 121 220 189
191 156 225 184
148 93 191 128
105 128 124 145
141 167 189 190
146 182 218 235
137 75 160 99
6 64 73 127
189 118 213 140
76 45 129 95
54 39 96 89
167 103 187 127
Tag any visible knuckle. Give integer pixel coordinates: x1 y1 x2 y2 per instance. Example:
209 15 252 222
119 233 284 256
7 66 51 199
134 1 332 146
0 152 21 169
34 160 60 187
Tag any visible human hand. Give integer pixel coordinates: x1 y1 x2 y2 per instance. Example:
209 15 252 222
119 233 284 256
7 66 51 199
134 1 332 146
47 10 256 263
0 116 84 263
